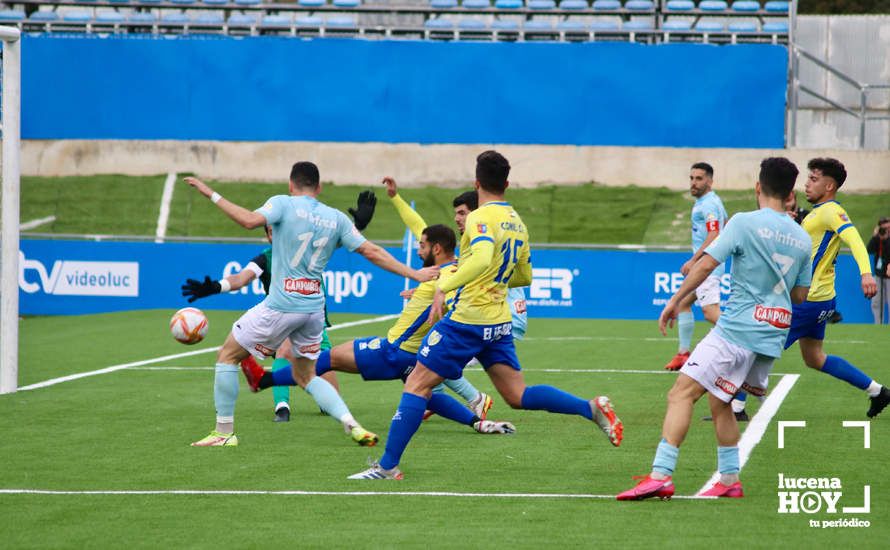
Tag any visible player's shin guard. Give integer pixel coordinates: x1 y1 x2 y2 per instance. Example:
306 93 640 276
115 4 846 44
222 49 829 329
271 358 290 406
214 363 240 428
443 376 480 403
305 376 350 422
379 393 428 470
678 311 694 352
427 392 476 426
520 385 593 420
652 438 680 476
821 355 872 390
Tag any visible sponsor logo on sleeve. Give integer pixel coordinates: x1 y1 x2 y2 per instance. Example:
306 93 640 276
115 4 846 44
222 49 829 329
476 223 488 234
839 212 850 222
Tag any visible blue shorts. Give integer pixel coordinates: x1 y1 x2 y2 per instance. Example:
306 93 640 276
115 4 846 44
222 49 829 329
417 317 520 380
353 336 417 381
784 298 836 349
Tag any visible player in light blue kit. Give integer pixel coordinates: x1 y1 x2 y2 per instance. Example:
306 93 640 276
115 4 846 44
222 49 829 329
619 157 812 500
184 163 437 447
664 163 728 370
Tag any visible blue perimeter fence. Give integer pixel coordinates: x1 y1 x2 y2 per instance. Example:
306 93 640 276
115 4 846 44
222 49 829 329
22 36 787 148
19 239 873 323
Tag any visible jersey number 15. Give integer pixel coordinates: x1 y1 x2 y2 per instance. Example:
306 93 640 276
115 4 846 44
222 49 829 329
494 239 524 284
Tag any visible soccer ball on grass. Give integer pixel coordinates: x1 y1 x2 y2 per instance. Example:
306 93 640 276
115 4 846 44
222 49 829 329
170 307 208 345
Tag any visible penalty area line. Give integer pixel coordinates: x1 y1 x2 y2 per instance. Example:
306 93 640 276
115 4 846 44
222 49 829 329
0 488 712 500
17 314 397 392
695 373 800 496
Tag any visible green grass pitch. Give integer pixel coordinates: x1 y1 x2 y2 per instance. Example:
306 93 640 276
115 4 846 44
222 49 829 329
2 311 888 547
20 175 890 246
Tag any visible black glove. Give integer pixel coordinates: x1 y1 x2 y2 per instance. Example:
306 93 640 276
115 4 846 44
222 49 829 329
348 190 377 231
181 275 221 303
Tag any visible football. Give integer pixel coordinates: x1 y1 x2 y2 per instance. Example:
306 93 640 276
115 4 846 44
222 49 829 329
169 307 208 345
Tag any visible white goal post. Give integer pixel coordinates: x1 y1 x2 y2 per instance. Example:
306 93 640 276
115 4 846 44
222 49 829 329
0 26 21 394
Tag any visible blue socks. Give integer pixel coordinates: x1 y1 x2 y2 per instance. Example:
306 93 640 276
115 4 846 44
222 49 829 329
305 376 350 422
652 438 680 476
428 393 476 426
678 311 694 352
821 355 872 390
718 446 740 475
380 393 428 470
271 357 290 407
315 350 332 377
443 376 480 403
520 385 593 420
213 363 240 423
272 363 297 386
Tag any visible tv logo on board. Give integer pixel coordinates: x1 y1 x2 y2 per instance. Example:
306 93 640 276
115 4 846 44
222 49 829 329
223 262 371 304
528 268 576 307
18 251 139 297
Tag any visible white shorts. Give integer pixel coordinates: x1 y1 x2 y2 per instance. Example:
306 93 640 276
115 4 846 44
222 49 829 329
680 330 772 402
695 275 721 307
232 302 324 360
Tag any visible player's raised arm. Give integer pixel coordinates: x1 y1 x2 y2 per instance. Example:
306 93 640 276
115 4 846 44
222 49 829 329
183 176 267 229
383 177 427 240
355 241 439 283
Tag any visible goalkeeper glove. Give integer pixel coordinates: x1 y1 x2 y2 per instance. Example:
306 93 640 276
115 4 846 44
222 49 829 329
348 190 377 231
181 275 221 303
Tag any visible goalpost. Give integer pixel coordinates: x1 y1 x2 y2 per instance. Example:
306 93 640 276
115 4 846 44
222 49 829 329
0 26 21 394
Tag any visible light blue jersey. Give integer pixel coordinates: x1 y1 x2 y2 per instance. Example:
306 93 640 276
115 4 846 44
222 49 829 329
257 195 366 313
508 287 528 340
692 191 728 278
705 208 812 358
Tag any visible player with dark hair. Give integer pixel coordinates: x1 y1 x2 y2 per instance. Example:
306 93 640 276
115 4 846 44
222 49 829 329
664 163 728 380
619 157 812 500
241 224 516 434
779 157 888 417
349 150 622 480
181 189 376 422
183 163 437 447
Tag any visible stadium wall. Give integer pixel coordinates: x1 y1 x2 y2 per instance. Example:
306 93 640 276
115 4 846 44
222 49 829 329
18 240 874 323
21 140 890 192
23 36 785 147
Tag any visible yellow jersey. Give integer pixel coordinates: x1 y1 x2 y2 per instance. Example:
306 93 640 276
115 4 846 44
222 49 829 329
439 202 531 326
386 261 458 354
802 200 872 301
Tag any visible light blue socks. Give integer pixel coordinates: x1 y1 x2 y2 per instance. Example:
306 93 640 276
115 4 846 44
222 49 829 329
678 311 694 352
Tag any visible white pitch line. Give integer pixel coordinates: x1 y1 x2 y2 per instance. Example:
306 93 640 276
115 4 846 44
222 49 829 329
0 488 711 500
19 215 56 231
130 366 793 377
17 314 397 392
695 374 800 496
154 172 177 243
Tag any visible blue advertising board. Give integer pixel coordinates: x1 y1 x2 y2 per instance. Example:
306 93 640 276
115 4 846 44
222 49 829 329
18 239 874 323
23 36 787 148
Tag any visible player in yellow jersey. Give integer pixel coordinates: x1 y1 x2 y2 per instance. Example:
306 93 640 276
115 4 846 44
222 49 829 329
241 224 510 432
780 158 890 418
349 151 623 480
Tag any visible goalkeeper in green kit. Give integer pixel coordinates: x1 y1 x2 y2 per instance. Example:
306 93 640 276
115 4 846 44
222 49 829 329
181 190 377 422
